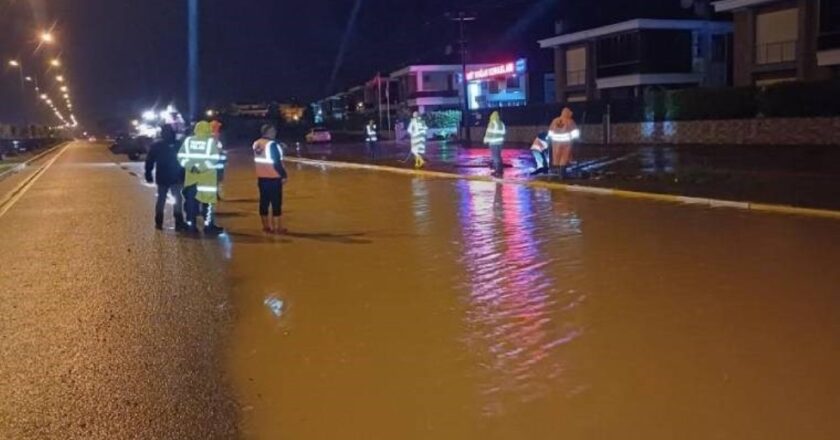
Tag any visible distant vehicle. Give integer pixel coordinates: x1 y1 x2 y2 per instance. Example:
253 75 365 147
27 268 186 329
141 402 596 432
305 127 331 144
88 136 98 142
109 134 152 161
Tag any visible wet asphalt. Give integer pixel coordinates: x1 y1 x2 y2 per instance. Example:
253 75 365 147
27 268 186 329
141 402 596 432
0 142 236 439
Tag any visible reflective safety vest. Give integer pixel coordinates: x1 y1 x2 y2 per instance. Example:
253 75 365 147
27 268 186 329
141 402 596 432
365 124 378 142
484 120 506 146
549 128 581 143
253 138 282 179
178 136 223 204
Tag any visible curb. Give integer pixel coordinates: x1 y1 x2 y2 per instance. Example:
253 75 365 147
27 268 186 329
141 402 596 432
285 157 840 220
0 141 72 181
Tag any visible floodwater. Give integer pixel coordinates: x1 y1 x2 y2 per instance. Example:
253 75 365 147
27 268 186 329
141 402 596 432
220 159 840 439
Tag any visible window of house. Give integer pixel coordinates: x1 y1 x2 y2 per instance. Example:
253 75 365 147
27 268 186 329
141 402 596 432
711 34 728 63
489 81 500 94
565 46 587 86
819 0 840 50
506 77 520 89
755 8 799 64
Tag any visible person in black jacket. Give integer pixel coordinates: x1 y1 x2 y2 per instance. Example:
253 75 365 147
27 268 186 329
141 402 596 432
145 125 187 230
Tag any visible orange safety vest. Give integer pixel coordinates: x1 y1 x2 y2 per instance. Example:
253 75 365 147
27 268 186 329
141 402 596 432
253 138 282 179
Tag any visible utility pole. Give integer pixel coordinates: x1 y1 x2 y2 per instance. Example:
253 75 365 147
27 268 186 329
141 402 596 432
449 11 476 145
377 73 383 131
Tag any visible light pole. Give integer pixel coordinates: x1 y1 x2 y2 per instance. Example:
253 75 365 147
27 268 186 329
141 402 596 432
448 12 476 145
8 60 29 136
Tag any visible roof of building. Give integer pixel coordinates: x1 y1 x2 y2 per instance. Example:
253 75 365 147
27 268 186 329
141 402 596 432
538 18 733 48
713 0 780 12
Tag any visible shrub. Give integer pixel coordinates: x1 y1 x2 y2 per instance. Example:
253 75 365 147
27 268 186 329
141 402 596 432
758 79 840 117
424 110 462 129
664 87 757 120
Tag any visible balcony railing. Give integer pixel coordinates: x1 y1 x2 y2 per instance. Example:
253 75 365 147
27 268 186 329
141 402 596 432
755 40 797 65
566 69 587 86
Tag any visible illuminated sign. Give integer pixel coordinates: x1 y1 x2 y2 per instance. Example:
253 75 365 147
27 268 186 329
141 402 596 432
466 59 527 82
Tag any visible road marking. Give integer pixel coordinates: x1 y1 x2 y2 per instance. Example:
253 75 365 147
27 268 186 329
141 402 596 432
0 142 73 219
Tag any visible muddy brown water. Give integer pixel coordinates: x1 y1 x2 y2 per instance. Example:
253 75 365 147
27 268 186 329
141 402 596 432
221 160 840 439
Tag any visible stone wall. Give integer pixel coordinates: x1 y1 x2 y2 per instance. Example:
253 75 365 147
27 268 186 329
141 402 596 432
470 117 840 146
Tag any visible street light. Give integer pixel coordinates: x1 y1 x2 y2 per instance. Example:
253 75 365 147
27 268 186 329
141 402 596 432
8 59 20 67
60 86 68 92
50 59 61 67
25 76 32 82
41 32 55 44
56 75 64 82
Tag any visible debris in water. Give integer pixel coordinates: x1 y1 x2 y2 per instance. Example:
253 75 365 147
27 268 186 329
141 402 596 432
264 297 285 318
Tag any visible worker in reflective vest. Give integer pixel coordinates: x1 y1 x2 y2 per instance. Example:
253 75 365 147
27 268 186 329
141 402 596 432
530 131 551 175
178 121 225 234
253 124 288 234
407 111 427 169
365 120 378 160
548 107 580 179
483 111 506 177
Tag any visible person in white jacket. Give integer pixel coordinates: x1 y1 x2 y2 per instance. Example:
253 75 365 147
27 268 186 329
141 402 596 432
407 111 427 169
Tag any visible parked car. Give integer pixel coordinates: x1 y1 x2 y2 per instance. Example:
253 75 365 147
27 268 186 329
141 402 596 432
305 127 332 144
109 134 152 160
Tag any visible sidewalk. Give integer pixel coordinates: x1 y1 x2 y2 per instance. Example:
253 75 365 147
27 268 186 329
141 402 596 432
280 139 840 211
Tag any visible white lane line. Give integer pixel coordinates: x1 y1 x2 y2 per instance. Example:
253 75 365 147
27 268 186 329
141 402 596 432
0 142 73 219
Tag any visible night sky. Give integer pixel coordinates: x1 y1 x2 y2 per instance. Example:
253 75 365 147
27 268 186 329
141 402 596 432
0 0 699 128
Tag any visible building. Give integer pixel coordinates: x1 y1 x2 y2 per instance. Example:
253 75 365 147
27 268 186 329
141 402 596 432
388 65 465 113
310 56 545 123
387 61 538 113
538 19 733 102
228 102 270 118
713 0 840 86
465 59 530 110
278 104 305 124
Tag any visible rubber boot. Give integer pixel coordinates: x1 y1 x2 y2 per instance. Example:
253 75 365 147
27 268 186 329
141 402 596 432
204 204 225 235
154 214 164 230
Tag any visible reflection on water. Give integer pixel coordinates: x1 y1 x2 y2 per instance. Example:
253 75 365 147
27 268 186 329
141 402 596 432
456 180 585 415
225 164 840 440
639 146 678 174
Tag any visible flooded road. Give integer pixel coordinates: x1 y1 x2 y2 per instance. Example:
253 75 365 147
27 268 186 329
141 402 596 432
221 159 840 439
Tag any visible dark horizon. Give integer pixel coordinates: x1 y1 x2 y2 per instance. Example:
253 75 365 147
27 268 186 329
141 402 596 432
0 0 703 128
